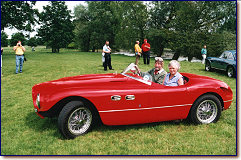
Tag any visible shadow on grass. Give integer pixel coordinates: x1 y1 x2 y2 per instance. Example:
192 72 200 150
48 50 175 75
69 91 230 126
25 111 193 139
199 68 236 78
25 112 62 138
92 119 192 133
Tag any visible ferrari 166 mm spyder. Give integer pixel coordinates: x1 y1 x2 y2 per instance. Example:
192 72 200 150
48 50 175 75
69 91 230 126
32 63 233 139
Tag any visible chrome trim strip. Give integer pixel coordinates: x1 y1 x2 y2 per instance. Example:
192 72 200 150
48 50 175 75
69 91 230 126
99 103 193 113
224 99 233 103
121 73 152 85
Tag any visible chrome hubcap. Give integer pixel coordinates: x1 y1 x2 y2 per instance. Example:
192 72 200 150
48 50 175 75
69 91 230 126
196 100 217 123
68 107 92 135
227 68 233 77
205 63 210 71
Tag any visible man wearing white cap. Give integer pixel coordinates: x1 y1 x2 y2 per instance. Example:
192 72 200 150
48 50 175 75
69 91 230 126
135 57 167 84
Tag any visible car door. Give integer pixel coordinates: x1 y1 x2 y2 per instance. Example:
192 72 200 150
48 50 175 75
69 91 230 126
98 77 152 125
148 82 190 122
216 52 229 70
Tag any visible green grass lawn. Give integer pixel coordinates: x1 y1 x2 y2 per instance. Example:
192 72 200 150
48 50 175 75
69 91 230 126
1 46 236 155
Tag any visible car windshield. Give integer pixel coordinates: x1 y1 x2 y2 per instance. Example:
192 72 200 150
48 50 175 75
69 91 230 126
121 63 152 85
220 51 236 60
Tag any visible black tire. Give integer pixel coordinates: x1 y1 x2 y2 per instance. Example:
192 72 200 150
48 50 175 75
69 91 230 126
226 66 235 78
58 101 93 139
189 94 221 124
205 61 212 71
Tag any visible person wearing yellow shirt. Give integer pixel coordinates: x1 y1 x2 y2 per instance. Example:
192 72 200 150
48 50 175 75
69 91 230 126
13 41 26 74
134 41 142 65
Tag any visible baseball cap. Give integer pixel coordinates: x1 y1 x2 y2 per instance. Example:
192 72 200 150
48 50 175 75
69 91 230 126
155 57 163 62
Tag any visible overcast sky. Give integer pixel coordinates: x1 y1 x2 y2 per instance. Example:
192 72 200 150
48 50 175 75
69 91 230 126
4 1 87 39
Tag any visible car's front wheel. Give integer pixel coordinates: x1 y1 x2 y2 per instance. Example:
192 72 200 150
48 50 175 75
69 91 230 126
58 101 93 139
227 66 235 78
205 61 212 71
189 95 221 124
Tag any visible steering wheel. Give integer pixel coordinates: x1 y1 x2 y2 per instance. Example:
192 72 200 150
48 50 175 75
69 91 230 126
141 73 153 82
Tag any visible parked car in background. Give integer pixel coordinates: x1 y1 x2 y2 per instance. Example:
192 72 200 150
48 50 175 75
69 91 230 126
205 50 236 77
32 64 233 139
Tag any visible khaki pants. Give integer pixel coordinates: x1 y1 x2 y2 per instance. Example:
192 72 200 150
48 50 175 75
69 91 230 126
202 54 206 64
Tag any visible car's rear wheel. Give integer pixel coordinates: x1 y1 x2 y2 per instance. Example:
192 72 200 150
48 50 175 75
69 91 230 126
205 61 212 71
190 95 221 124
227 66 235 78
58 101 93 139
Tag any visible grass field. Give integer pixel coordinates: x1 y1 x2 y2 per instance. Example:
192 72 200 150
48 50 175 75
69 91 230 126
1 46 236 155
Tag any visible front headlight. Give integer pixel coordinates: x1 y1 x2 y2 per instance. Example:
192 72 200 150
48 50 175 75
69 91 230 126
36 93 40 109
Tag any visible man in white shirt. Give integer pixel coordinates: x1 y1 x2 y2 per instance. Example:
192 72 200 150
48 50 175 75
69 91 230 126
103 41 113 71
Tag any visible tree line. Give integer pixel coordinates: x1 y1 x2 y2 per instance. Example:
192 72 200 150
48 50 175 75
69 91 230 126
1 1 236 60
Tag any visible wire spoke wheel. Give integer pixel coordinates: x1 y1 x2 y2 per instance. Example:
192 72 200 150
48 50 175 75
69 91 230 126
68 107 92 135
190 94 221 124
58 101 94 139
205 61 211 71
227 67 234 77
196 100 217 124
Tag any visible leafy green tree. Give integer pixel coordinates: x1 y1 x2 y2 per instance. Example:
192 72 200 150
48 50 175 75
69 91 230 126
27 37 38 47
38 1 74 53
149 1 236 60
74 1 119 52
9 32 26 46
147 1 178 56
1 31 8 47
1 1 38 31
113 1 148 51
172 1 236 60
74 4 91 51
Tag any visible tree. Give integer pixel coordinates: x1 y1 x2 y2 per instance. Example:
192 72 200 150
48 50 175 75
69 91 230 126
114 1 148 51
38 1 74 53
1 1 38 31
9 33 26 46
74 1 120 52
1 31 8 47
74 4 91 51
27 37 38 47
169 1 236 60
147 1 178 56
148 1 236 60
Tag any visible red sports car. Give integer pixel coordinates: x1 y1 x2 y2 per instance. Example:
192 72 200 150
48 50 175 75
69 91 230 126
32 64 233 139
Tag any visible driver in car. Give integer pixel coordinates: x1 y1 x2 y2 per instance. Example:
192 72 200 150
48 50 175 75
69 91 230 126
135 57 167 84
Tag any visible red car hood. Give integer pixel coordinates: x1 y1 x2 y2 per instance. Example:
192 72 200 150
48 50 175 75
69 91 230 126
50 73 127 84
33 73 132 91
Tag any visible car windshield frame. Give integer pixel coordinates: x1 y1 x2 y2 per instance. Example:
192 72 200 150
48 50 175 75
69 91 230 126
219 51 236 61
121 63 152 85
121 73 152 85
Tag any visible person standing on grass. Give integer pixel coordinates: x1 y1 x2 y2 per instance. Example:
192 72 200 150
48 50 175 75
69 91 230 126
141 39 151 65
201 45 207 64
134 41 142 65
13 41 26 74
103 41 113 71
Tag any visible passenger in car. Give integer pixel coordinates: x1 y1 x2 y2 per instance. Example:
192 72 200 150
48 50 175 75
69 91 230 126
163 60 184 86
135 57 167 84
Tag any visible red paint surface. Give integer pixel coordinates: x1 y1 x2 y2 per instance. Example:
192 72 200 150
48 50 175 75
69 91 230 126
32 72 233 125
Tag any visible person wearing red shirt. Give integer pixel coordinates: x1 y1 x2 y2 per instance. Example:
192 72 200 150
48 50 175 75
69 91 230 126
141 39 151 65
